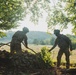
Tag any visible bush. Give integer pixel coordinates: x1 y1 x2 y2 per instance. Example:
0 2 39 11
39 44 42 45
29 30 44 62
41 46 54 67
72 42 76 50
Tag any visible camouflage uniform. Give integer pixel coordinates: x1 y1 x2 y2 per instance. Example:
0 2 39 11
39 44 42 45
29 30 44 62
49 30 72 69
10 31 28 54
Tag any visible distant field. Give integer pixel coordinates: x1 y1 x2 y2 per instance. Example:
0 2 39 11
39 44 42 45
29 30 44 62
0 44 76 64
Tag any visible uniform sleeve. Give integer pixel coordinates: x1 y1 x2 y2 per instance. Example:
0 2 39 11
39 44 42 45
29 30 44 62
68 39 72 51
65 36 72 51
62 35 73 51
49 38 58 51
24 35 28 48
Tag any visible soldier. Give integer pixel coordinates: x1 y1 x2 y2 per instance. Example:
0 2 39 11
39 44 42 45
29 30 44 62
10 27 30 54
49 29 72 69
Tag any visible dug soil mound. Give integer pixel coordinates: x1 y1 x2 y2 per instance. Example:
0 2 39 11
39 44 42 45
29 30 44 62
0 50 76 75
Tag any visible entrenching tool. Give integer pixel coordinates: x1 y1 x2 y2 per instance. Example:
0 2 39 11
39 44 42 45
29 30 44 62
22 42 37 54
0 42 37 54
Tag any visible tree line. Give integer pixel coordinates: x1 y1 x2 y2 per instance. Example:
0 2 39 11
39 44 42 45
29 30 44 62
0 31 76 49
32 34 76 50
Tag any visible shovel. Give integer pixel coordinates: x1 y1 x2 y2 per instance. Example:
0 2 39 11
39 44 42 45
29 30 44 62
22 42 37 54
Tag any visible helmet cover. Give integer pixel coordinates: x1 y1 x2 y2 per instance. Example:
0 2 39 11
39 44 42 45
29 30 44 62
23 27 29 33
54 29 60 34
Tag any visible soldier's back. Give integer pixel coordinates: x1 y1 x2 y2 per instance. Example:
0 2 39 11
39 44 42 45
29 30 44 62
12 31 26 43
57 34 70 49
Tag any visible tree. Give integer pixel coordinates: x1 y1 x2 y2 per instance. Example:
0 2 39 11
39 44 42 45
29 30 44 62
33 39 39 45
0 0 51 37
64 0 76 34
0 0 26 29
25 0 76 34
47 0 76 34
24 0 51 24
50 37 55 45
40 40 45 45
1 0 76 37
0 0 25 37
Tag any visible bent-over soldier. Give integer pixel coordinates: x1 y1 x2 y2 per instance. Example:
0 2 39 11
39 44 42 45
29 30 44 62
49 29 73 69
10 27 29 54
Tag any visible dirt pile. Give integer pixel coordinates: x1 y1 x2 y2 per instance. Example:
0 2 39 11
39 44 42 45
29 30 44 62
0 50 76 75
0 50 54 75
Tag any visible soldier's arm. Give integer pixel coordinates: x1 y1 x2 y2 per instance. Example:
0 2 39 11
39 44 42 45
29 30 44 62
49 39 57 52
24 35 28 48
69 39 72 51
63 35 73 51
66 36 73 51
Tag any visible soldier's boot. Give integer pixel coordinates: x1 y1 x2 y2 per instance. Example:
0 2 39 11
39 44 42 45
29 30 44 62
66 63 70 69
66 57 70 69
57 61 61 68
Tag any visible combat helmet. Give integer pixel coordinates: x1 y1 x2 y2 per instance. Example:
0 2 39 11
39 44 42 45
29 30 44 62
23 27 29 33
54 29 60 35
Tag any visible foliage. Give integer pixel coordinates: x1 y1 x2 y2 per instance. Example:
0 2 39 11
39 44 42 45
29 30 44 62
40 40 45 45
0 0 25 37
47 8 68 30
72 42 76 50
47 0 76 34
0 0 76 38
0 0 76 37
41 46 54 67
24 0 76 34
33 39 39 45
24 0 51 24
67 34 76 50
0 31 6 37
50 36 55 45
62 0 76 34
0 0 25 30
71 39 76 50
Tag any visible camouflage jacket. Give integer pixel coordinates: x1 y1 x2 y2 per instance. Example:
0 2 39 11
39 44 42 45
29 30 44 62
11 31 28 47
51 34 72 51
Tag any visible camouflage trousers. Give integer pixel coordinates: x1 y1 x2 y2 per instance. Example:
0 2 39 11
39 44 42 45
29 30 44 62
10 41 22 54
57 49 70 69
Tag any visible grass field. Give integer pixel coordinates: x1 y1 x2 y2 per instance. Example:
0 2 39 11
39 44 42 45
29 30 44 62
27 44 76 64
0 44 76 65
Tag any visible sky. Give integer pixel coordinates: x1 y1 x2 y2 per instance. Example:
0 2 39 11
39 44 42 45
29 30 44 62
11 12 48 32
11 18 73 35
